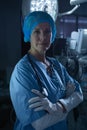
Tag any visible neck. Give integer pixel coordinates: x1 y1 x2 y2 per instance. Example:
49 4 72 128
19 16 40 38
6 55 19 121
28 49 45 61
28 50 50 66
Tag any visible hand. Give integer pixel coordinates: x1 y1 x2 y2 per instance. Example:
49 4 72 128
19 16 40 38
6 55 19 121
28 89 63 114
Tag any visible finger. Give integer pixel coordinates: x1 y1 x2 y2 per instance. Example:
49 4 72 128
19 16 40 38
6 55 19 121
34 106 44 111
28 97 41 103
31 89 45 98
29 102 42 109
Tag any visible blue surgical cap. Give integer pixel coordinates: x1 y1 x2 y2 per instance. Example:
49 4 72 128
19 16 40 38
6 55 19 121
22 11 56 43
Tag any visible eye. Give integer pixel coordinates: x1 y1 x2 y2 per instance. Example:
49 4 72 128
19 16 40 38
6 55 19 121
34 30 40 34
45 30 51 35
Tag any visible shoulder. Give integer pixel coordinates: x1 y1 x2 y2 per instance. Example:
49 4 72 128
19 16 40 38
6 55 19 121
14 54 32 72
11 54 33 80
10 54 36 91
17 54 29 69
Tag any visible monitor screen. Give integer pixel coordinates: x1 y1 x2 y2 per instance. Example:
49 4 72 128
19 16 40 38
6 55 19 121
75 29 87 54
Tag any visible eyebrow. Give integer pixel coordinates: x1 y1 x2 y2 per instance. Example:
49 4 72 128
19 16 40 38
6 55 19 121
34 27 51 31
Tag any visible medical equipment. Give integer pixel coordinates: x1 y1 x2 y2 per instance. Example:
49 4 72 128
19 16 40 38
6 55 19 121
70 0 87 5
27 53 65 97
22 0 80 20
27 53 49 97
76 29 87 54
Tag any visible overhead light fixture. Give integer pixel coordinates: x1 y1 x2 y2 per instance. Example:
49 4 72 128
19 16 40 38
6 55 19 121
58 0 87 17
22 0 87 20
22 0 58 21
58 5 80 17
70 0 87 5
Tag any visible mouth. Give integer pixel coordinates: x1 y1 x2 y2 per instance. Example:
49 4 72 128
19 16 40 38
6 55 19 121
39 42 49 45
38 43 46 46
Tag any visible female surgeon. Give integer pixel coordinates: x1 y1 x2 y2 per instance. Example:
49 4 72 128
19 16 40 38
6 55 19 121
10 11 83 130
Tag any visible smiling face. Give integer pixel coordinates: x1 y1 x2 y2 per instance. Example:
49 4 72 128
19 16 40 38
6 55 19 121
30 22 52 55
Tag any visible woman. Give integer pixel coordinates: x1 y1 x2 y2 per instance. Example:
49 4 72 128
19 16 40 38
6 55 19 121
10 11 83 130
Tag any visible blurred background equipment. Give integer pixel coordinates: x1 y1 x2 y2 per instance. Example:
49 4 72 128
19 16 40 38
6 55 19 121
70 0 87 5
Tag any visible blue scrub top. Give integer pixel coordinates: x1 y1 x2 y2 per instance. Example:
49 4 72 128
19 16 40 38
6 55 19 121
10 54 81 130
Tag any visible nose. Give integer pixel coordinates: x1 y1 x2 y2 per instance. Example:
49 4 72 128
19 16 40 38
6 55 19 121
40 31 46 41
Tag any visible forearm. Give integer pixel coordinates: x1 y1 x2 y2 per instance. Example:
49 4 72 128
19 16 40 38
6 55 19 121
59 91 83 112
30 88 83 130
31 111 67 130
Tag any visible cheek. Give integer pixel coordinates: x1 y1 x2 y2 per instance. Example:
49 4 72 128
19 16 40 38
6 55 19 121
47 34 52 42
30 35 36 43
45 33 52 43
31 34 39 42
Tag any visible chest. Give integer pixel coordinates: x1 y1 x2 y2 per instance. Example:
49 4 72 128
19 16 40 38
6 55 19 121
34 62 66 102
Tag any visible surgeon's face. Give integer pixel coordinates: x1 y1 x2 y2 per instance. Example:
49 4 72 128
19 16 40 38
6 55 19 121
30 22 52 54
